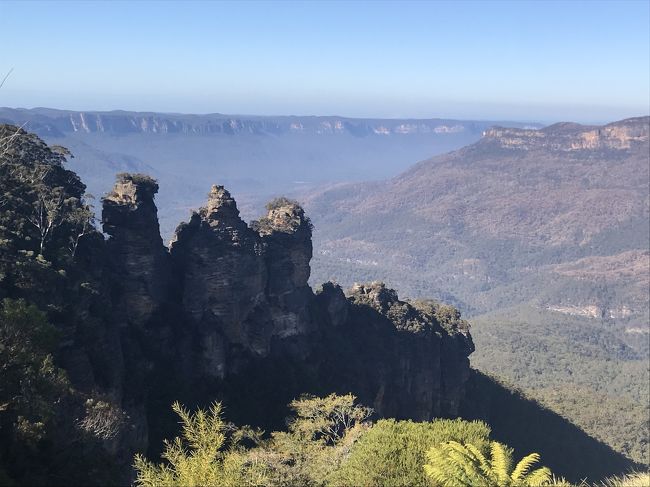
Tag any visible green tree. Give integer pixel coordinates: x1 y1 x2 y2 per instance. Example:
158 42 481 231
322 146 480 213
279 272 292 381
255 393 372 487
0 299 67 439
0 124 93 263
424 440 552 487
0 299 69 483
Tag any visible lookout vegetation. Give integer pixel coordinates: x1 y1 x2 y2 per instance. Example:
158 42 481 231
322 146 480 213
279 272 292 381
134 394 647 487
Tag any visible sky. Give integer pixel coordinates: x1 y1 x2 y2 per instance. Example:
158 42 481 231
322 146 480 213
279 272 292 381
1 0 649 123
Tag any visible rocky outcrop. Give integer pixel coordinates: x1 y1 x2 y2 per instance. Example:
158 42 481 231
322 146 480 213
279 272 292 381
255 198 316 338
170 185 268 375
313 282 473 419
102 173 171 329
96 174 475 471
162 183 474 420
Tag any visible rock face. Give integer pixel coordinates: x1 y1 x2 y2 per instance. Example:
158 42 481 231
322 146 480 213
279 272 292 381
102 174 171 329
314 282 474 419
482 116 649 152
101 173 175 468
254 198 316 339
0 107 533 137
169 191 322 371
90 179 472 424
170 185 269 375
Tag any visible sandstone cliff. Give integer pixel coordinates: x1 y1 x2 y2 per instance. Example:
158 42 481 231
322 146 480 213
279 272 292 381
99 175 474 431
482 116 649 152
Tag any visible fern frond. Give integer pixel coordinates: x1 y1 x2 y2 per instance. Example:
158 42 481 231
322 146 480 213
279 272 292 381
425 443 477 487
490 441 514 485
465 442 497 484
524 466 552 486
511 452 541 481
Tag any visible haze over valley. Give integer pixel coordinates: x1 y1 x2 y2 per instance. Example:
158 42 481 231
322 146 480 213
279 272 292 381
0 107 538 238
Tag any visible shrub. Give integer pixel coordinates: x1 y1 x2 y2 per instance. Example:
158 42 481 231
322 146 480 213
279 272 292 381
328 418 491 487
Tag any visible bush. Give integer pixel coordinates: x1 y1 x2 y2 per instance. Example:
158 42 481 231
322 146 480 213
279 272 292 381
133 401 265 487
328 418 491 487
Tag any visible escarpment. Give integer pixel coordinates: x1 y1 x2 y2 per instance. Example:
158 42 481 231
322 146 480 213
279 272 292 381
481 116 649 152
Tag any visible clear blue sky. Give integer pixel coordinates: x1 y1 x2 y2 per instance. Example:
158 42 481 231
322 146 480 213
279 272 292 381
1 0 648 123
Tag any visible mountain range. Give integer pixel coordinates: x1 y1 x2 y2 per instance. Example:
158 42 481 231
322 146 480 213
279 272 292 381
0 108 539 237
307 117 649 326
304 116 650 463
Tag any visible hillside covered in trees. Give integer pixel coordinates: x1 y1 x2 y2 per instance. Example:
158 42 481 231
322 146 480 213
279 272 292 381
306 117 650 465
0 125 642 485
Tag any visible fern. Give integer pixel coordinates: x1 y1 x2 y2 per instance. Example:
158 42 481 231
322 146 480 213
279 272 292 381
424 440 553 487
490 442 514 485
512 452 541 481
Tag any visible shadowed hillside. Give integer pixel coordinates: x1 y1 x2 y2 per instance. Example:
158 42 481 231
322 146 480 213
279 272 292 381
460 370 639 482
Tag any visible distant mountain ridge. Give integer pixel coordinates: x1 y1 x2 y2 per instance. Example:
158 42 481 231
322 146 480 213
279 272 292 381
0 107 540 238
0 107 536 138
482 116 649 151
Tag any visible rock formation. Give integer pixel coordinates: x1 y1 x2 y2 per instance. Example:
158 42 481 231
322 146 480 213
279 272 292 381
254 198 316 339
482 116 649 152
102 173 171 329
313 282 473 419
170 185 269 374
98 176 475 426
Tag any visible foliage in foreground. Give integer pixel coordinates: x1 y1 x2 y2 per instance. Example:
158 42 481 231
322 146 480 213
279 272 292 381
598 471 650 487
0 299 69 481
328 417 491 487
136 394 566 487
133 401 264 487
134 393 372 487
424 440 552 487
136 393 649 487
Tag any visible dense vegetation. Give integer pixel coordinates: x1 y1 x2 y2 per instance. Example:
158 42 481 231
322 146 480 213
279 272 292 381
135 394 645 487
470 305 649 465
0 126 126 485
